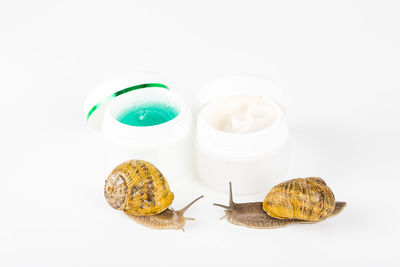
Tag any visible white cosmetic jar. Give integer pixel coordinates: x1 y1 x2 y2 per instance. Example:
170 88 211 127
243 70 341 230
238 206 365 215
84 72 193 180
195 75 290 195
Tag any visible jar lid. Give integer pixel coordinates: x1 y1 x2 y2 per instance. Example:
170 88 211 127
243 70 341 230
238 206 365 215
196 74 287 111
84 72 170 131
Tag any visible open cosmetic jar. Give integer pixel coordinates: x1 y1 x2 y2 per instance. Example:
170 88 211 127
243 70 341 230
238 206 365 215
195 75 290 194
85 73 289 193
84 72 193 180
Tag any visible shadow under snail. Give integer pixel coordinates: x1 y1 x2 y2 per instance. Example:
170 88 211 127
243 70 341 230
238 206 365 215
104 159 203 231
214 178 346 229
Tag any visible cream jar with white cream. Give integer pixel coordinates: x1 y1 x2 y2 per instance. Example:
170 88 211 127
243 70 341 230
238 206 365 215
195 75 290 195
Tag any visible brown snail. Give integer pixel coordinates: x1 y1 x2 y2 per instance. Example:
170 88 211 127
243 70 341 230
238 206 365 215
214 177 346 229
104 159 203 231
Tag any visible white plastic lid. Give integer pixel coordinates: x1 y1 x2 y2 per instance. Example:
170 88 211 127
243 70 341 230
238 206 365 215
83 72 170 131
196 74 286 111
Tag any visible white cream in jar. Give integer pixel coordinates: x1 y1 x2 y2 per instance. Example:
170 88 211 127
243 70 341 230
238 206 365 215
195 75 290 195
204 95 279 134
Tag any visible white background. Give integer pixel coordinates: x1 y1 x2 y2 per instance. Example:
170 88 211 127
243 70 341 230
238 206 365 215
1 1 399 266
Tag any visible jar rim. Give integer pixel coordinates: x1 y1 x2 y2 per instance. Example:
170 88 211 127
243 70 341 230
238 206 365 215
196 97 289 157
108 87 185 129
103 87 192 147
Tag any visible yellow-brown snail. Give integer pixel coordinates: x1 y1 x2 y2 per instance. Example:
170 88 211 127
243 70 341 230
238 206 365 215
214 177 346 229
104 159 203 231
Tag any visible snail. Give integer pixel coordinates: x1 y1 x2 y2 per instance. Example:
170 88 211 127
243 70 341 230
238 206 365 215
214 177 346 229
104 159 203 231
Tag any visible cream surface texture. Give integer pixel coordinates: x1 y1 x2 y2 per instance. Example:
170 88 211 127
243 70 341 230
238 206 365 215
205 95 279 133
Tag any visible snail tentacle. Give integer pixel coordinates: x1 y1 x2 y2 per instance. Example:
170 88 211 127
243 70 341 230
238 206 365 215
213 181 235 210
171 195 204 231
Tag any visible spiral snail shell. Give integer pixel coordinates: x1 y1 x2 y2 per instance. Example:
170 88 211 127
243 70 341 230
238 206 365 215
214 177 346 229
263 177 335 222
104 160 203 231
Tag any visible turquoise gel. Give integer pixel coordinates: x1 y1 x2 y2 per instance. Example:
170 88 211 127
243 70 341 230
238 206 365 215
117 102 179 126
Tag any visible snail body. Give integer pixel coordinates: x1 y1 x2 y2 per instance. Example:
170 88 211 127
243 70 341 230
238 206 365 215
104 160 203 231
214 178 346 229
125 197 202 230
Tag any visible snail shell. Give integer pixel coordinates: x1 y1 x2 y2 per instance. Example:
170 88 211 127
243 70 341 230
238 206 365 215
214 178 345 229
262 177 335 222
104 160 174 216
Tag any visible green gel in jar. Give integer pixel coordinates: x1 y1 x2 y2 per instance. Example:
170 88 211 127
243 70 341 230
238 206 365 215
117 102 179 126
